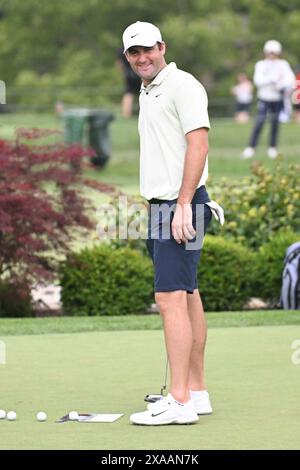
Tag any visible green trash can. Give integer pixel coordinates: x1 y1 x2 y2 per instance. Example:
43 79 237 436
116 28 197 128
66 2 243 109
62 108 115 168
87 110 115 168
62 108 90 145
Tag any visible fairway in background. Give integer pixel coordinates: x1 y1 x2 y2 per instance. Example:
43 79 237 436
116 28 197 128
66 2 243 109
0 113 299 194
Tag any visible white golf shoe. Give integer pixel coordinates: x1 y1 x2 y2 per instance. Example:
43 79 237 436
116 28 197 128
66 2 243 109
241 147 255 159
147 391 213 415
130 395 199 425
146 393 173 411
267 147 278 159
190 390 213 415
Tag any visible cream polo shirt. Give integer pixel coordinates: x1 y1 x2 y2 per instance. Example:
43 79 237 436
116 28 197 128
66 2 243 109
138 62 210 200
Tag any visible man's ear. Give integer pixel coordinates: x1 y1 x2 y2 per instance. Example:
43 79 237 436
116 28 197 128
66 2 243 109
158 41 166 55
124 51 130 62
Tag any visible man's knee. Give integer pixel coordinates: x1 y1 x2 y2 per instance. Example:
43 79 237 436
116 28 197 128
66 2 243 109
155 290 186 314
155 292 173 313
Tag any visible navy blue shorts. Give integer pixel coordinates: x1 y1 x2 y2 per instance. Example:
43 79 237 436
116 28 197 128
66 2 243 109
146 186 212 294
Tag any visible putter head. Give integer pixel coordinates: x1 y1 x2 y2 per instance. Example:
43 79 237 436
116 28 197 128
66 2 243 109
144 394 164 403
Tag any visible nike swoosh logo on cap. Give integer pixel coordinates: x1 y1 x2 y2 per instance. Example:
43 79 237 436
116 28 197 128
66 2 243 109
131 33 139 38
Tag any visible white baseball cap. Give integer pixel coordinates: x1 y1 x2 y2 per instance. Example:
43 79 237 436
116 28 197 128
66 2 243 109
122 21 162 53
263 40 282 55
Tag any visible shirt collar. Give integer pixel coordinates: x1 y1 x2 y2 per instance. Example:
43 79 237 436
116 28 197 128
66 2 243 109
141 62 177 90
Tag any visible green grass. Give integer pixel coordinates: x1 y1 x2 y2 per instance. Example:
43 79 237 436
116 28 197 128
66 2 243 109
0 325 300 449
1 310 300 336
1 112 299 195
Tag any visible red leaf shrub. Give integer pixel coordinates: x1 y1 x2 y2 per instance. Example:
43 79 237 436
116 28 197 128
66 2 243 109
0 128 117 314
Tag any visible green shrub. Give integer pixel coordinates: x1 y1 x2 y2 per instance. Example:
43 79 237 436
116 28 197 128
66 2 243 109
209 160 300 248
0 280 33 318
198 235 254 311
60 244 154 316
250 229 300 304
105 194 149 257
60 230 299 315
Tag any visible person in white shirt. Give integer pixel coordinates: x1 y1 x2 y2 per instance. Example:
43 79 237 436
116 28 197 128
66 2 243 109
242 40 295 159
231 73 253 123
122 21 224 426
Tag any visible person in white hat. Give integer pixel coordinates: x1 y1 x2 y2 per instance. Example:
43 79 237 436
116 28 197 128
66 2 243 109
122 21 224 426
242 40 295 159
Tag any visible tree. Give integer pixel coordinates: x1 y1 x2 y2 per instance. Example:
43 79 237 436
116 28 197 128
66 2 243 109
0 128 116 302
1 0 300 107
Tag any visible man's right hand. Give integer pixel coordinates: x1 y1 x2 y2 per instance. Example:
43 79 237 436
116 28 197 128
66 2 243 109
171 203 196 244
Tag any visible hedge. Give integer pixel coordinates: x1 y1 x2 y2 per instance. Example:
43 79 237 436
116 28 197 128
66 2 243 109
59 230 299 315
59 244 154 316
198 235 254 311
60 237 254 314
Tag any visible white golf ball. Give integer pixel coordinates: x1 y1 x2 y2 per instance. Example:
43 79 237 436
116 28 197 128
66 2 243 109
36 411 47 422
0 410 6 419
7 411 17 421
69 411 79 421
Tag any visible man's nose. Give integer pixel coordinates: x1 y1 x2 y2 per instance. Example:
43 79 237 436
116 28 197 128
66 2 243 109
137 52 148 63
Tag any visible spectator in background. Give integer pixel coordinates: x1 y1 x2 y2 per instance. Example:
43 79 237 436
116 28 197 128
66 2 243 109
116 47 141 118
293 66 300 123
242 40 295 159
231 73 253 123
54 100 65 116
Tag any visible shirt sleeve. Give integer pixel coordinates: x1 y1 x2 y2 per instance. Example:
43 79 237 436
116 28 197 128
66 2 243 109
173 75 210 135
278 61 296 90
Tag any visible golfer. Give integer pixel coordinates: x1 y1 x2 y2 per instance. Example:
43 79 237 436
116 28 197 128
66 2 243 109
242 40 295 159
122 21 223 425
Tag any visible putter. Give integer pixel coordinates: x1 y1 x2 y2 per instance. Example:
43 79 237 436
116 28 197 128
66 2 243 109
144 358 169 403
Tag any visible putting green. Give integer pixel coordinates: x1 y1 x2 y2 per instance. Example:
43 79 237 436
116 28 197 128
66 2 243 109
0 325 299 450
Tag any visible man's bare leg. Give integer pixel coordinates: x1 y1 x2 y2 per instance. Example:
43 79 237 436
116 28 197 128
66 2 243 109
187 289 207 391
155 290 193 404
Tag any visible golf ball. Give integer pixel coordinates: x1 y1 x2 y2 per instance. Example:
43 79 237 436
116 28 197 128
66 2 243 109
36 411 47 422
69 411 79 421
0 410 6 419
7 411 17 421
